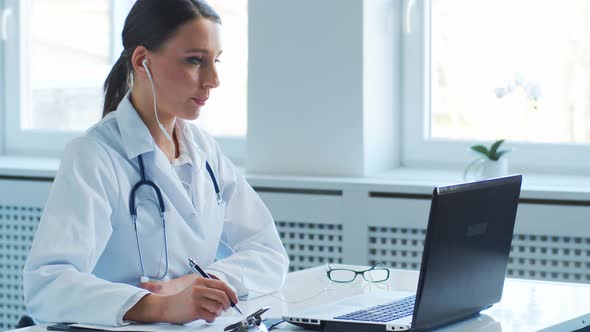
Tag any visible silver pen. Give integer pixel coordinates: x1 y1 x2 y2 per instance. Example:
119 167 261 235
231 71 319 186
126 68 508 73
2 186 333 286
188 257 244 316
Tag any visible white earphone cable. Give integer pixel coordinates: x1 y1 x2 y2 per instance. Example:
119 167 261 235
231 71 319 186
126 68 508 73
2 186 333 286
142 60 174 146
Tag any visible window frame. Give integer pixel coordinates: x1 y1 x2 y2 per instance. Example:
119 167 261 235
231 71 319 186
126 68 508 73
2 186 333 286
2 0 245 162
0 0 7 154
402 0 590 174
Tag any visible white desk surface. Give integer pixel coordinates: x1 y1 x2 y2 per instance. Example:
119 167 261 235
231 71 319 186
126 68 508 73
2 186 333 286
13 265 590 332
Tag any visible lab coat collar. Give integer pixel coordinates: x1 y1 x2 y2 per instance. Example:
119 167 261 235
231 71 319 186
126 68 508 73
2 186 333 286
116 92 157 160
116 93 205 171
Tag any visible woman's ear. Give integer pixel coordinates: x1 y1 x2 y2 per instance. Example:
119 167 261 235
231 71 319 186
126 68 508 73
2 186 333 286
131 46 149 76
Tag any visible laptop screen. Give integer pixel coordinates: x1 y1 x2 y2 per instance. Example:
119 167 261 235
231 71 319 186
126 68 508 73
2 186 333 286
412 175 522 330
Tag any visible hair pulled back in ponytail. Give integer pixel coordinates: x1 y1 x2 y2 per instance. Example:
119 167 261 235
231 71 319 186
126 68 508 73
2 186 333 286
101 0 221 118
102 50 132 118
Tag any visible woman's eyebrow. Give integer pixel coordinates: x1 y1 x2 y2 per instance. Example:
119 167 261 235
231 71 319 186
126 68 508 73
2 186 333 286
185 48 209 54
184 49 223 56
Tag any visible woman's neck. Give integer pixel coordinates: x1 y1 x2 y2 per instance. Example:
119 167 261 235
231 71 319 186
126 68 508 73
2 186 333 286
129 86 178 163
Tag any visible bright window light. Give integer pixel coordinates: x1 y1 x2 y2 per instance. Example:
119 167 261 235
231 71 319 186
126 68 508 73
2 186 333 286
431 0 590 144
196 0 248 138
26 0 110 131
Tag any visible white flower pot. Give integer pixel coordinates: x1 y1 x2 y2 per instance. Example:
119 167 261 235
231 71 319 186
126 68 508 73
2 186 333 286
464 158 509 180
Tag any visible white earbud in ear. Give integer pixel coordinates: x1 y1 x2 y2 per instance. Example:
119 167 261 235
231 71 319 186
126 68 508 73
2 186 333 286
142 59 152 78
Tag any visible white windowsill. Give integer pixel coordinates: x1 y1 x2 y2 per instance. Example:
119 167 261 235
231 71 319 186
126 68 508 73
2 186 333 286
0 156 589 202
0 156 60 178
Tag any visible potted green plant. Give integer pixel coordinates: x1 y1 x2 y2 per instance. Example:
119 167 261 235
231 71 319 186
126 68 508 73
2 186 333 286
464 139 510 180
470 139 509 161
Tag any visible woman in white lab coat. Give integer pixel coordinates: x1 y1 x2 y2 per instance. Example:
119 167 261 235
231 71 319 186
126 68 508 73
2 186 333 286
23 0 288 326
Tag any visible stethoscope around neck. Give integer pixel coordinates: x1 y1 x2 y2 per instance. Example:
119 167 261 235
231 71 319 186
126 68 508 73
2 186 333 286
129 154 222 283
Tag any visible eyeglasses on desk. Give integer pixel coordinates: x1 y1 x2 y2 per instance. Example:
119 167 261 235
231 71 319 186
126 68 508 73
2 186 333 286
326 262 390 283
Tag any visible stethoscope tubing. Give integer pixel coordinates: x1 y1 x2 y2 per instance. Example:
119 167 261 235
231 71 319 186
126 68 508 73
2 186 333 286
129 154 221 282
205 162 222 204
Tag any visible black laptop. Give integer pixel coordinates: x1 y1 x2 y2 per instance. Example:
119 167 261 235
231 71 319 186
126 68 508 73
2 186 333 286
283 175 522 331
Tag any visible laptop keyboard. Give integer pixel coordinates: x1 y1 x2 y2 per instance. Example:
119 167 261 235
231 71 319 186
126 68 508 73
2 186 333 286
334 295 416 323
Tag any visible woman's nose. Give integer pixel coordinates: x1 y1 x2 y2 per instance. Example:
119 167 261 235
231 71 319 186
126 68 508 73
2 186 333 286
202 65 220 89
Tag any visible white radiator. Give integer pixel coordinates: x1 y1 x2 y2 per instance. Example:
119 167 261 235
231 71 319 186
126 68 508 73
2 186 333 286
0 179 50 331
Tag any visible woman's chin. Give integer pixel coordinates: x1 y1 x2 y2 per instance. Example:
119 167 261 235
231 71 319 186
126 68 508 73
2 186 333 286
190 110 201 120
179 107 201 121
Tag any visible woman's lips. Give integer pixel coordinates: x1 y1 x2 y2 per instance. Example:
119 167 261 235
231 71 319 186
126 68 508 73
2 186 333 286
192 97 207 106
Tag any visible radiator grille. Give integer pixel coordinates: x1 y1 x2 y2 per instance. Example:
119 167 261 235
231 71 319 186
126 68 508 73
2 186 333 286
276 221 343 271
367 226 590 284
508 234 590 283
0 205 42 331
368 226 425 270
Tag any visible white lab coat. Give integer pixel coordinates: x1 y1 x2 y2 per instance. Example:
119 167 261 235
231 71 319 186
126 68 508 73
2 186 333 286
23 94 289 326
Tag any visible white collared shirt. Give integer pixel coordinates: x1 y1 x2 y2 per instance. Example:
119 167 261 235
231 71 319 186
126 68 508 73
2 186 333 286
172 121 194 200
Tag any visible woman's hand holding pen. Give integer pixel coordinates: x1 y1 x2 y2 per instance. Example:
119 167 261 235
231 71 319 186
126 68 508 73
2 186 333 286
124 276 239 324
161 277 239 323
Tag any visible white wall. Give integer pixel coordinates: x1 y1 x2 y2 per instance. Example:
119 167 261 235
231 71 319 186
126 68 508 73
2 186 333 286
362 0 402 176
247 0 402 177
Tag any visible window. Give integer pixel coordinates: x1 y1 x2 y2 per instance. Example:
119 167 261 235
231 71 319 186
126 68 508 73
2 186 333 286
25 0 114 132
3 0 131 155
197 0 247 139
194 0 247 163
2 0 247 161
403 0 590 173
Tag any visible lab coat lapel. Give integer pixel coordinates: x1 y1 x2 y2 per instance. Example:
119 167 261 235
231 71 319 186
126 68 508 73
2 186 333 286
180 123 209 206
116 93 155 159
145 148 197 222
